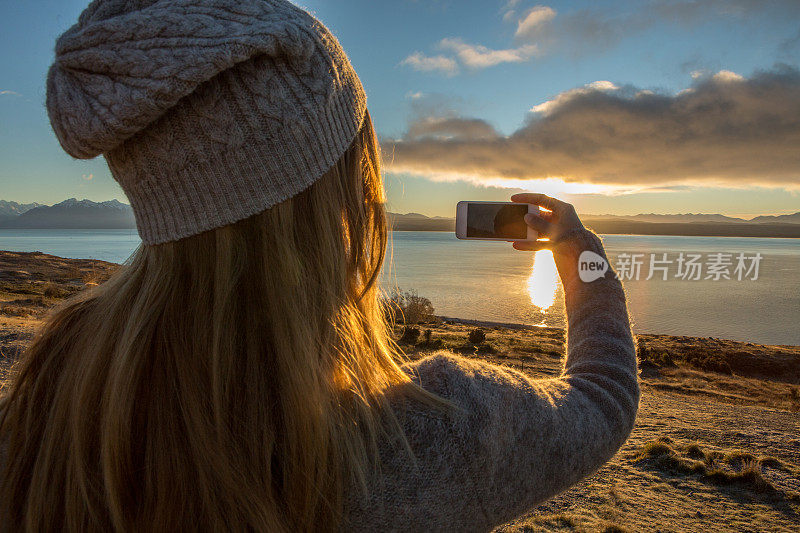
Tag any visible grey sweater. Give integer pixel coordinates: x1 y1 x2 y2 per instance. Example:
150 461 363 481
343 229 639 531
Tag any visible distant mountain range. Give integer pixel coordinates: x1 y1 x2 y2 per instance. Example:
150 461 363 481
0 199 798 237
581 212 800 224
0 200 43 221
0 198 135 229
388 212 455 231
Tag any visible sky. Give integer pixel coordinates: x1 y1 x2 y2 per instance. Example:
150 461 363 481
1 0 799 218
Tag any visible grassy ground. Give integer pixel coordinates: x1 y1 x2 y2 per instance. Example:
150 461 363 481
2 250 799 532
395 321 800 413
394 322 800 532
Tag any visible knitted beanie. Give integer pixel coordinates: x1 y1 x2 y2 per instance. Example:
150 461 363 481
46 0 368 245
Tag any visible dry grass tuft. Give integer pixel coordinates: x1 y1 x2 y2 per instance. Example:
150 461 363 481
42 283 74 299
633 438 799 500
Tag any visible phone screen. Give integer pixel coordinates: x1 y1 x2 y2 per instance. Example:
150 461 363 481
466 203 528 239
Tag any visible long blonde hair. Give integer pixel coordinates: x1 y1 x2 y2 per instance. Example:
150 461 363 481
0 111 451 531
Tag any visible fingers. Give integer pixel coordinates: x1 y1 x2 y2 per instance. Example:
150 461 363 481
524 213 552 235
510 192 566 213
512 240 551 252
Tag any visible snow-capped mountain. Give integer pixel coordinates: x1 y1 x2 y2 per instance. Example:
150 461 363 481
0 198 136 229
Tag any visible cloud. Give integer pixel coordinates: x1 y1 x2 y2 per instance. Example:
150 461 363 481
711 70 745 82
400 52 459 75
382 67 800 191
502 0 523 21
515 6 557 40
403 0 799 76
401 38 539 74
510 1 800 57
400 92 498 141
401 2 547 75
438 38 539 69
531 80 619 114
406 116 499 141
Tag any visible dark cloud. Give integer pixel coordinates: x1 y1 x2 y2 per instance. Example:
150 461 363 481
406 117 499 141
401 92 500 141
382 67 800 189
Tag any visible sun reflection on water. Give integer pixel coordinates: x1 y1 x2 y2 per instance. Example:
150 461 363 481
527 250 559 311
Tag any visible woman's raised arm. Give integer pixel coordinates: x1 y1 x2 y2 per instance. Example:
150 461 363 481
344 195 639 532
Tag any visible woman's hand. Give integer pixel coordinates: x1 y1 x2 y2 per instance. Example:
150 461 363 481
509 193 586 251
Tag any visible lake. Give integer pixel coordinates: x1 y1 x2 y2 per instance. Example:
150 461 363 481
1 229 798 346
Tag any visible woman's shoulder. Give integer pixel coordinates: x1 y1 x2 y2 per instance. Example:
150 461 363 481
398 350 538 414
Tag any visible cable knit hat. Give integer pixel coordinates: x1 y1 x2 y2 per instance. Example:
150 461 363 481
46 0 367 244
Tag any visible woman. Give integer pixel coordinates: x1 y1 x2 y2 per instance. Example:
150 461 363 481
0 0 639 531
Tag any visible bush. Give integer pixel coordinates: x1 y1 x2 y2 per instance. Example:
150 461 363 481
43 284 70 299
399 326 421 345
638 339 676 368
637 339 648 360
688 354 732 375
417 329 444 349
476 343 496 354
468 328 486 345
384 289 435 324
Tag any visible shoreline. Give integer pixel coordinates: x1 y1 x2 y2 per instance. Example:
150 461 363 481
437 316 800 348
0 249 798 348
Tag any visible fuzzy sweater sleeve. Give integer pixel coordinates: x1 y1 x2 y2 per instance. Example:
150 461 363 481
343 229 639 532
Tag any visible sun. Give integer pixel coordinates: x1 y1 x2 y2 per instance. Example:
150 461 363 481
527 249 559 310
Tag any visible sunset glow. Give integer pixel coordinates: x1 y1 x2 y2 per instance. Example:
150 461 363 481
527 250 559 310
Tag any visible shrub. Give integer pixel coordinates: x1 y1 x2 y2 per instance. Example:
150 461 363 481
638 339 676 368
468 328 486 345
696 356 732 375
399 326 421 345
417 329 443 349
637 339 648 360
384 289 435 324
43 284 69 299
476 343 496 354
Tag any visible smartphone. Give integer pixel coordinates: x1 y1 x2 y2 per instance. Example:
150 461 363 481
455 201 539 242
